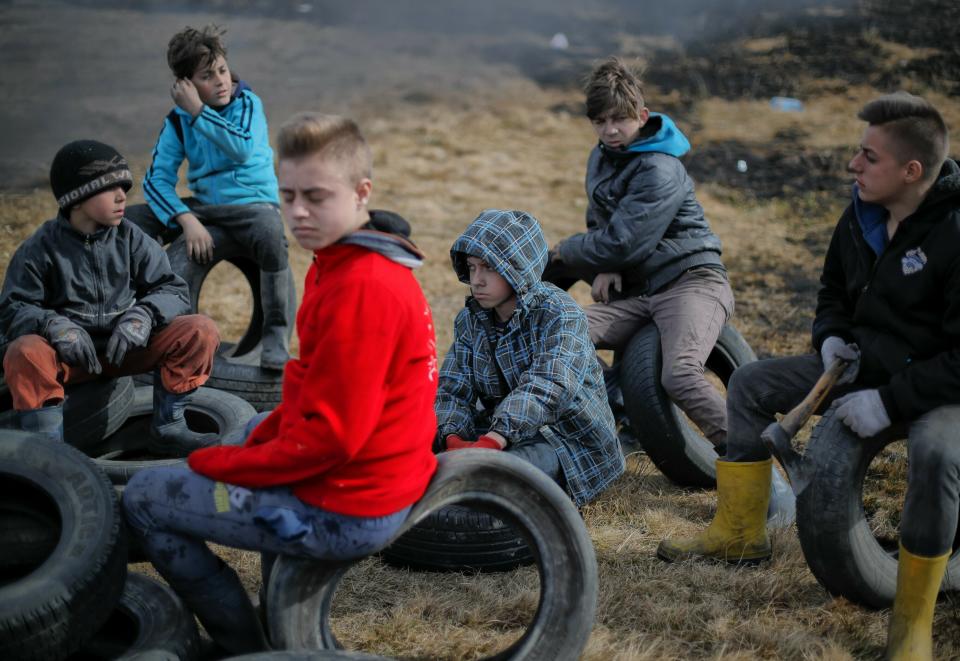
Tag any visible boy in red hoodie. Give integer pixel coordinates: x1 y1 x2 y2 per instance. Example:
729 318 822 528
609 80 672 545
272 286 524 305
122 113 439 655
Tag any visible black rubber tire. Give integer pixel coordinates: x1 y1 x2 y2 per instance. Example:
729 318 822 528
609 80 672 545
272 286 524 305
133 346 284 413
89 385 257 485
224 650 389 661
204 352 284 413
226 652 390 660
69 572 201 660
620 322 756 487
0 376 135 451
379 504 533 571
0 430 127 661
0 500 60 574
796 407 960 609
166 226 296 360
266 450 597 660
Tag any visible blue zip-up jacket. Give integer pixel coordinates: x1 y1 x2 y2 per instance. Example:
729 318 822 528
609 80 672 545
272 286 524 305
436 209 625 506
142 81 279 226
558 113 725 295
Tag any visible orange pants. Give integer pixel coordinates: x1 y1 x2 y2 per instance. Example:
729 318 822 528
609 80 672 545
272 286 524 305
3 315 219 411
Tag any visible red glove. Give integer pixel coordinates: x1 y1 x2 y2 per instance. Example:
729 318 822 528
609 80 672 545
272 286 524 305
446 434 503 451
445 434 470 449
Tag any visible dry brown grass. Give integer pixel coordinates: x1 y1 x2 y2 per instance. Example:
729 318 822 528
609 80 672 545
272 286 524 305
3 74 960 660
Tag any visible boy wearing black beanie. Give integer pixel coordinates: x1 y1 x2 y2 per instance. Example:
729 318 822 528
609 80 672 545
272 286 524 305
0 139 221 455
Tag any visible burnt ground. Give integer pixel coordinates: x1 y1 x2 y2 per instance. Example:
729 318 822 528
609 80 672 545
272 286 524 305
2 0 956 198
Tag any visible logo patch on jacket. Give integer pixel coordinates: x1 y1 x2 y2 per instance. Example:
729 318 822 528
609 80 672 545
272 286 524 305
901 247 927 275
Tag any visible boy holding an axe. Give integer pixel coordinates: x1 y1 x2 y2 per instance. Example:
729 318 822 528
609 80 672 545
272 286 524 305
659 92 960 661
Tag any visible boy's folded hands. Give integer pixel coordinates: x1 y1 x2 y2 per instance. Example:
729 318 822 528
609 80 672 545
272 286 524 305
106 305 154 366
44 315 102 374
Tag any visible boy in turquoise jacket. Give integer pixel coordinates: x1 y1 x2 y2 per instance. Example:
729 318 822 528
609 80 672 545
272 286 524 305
125 25 290 370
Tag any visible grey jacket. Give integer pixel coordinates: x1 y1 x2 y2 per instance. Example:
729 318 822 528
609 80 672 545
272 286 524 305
438 209 624 506
0 215 190 352
558 141 725 295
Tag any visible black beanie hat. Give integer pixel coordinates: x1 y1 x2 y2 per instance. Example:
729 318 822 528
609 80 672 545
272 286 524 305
50 140 133 211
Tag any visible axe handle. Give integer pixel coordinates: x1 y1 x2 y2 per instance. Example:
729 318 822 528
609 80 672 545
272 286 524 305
778 358 849 437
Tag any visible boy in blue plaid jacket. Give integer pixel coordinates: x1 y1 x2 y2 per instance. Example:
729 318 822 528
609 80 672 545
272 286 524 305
436 209 624 506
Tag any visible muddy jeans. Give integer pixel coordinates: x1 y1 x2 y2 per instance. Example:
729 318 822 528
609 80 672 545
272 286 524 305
726 353 960 556
585 267 734 444
125 200 289 272
123 463 410 583
2 314 219 409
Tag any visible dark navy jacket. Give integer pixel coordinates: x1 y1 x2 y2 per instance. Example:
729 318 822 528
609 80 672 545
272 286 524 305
814 159 960 421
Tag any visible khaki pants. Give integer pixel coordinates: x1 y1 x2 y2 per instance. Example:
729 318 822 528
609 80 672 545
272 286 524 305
587 268 734 443
3 314 219 410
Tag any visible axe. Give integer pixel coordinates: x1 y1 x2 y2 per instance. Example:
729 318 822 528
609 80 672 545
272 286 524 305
760 357 851 496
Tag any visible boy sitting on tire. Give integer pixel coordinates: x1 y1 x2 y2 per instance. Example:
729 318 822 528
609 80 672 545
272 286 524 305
658 92 960 661
0 139 220 454
124 24 292 371
542 56 734 449
123 114 439 656
437 209 625 507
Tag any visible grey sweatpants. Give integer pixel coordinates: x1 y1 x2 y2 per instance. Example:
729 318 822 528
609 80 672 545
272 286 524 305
586 267 734 444
725 353 960 556
125 200 288 272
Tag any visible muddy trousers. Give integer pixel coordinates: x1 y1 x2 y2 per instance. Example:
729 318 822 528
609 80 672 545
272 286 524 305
725 353 960 556
123 463 409 654
122 465 410 583
2 315 219 410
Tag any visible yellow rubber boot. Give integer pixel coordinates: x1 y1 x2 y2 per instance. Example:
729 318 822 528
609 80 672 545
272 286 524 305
657 459 773 564
886 544 948 661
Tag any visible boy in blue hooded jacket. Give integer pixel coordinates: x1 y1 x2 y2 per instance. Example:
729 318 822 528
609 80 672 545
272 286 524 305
124 25 291 371
543 56 734 448
437 209 624 507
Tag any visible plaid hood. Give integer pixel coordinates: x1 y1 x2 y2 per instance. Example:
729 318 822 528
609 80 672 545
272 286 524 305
450 209 548 312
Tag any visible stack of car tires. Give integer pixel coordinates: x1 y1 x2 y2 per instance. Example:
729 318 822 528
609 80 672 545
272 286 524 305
0 431 201 660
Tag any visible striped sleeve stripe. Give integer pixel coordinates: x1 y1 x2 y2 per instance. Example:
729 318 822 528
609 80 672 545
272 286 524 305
241 94 252 132
143 177 178 218
200 107 251 140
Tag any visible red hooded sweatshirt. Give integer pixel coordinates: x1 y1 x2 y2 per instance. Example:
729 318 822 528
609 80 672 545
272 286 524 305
189 242 439 516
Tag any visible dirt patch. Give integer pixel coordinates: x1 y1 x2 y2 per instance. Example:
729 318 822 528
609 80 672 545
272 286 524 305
686 139 852 200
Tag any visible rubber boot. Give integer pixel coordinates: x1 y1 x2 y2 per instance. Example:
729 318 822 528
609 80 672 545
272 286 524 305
259 268 291 372
657 458 773 563
17 403 64 443
147 377 218 456
886 543 948 661
168 562 270 655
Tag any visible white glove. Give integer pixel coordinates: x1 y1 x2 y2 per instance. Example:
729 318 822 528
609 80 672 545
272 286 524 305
821 336 860 385
834 389 891 438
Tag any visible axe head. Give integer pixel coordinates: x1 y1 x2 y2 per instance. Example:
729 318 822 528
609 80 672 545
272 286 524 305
760 421 810 495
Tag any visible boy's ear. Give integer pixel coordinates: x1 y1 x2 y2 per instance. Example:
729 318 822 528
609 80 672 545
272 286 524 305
638 106 650 125
355 178 373 208
903 159 924 184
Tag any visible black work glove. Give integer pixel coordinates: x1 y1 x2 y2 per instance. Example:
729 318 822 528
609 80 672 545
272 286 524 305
106 305 153 367
44 315 101 374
